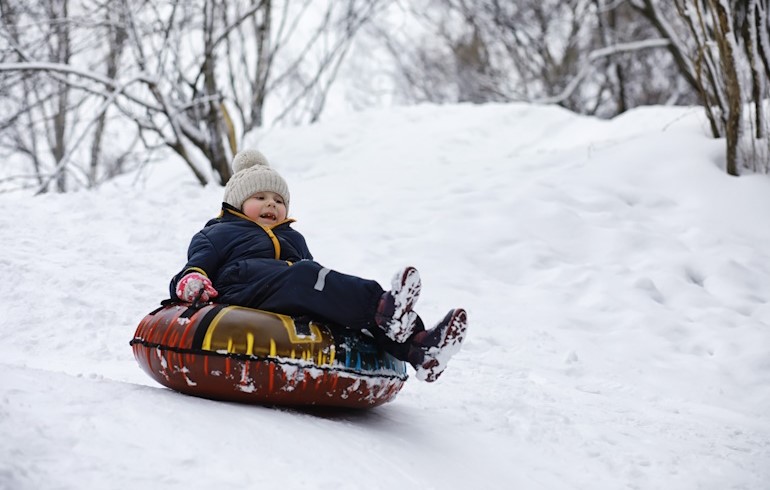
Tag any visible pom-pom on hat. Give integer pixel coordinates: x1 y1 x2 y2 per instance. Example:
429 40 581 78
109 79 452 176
223 149 290 211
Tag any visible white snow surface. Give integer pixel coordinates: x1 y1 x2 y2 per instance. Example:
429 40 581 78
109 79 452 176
1 102 769 489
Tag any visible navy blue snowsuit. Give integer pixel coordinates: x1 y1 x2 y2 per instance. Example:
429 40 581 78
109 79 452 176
170 203 386 333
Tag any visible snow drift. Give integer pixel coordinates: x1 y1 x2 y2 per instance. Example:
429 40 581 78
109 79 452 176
1 102 769 490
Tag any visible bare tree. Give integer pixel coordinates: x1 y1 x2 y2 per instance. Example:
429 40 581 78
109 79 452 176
373 0 767 174
373 0 696 117
89 1 129 184
631 0 770 175
1 0 145 193
0 0 389 192
591 0 698 114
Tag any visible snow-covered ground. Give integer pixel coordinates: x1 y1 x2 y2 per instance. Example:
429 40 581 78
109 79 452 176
1 102 769 489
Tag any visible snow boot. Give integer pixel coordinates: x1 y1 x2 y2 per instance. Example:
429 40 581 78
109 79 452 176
409 308 468 382
374 266 422 343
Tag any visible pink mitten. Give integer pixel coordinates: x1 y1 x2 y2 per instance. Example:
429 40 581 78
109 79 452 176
176 272 218 302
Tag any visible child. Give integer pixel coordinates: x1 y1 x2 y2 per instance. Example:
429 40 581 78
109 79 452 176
170 149 468 382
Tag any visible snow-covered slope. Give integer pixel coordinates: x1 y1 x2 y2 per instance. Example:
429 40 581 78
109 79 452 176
1 103 768 489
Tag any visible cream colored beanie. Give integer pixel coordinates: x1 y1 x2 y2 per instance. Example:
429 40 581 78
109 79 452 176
223 149 290 210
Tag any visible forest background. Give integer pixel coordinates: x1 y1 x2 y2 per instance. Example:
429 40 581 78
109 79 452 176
1 0 769 193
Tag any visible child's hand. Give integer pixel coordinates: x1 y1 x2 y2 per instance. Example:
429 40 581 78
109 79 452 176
176 272 219 302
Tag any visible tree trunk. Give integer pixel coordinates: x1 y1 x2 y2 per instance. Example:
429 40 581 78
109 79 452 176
711 0 743 176
91 9 128 183
52 0 71 192
743 0 767 139
250 0 272 131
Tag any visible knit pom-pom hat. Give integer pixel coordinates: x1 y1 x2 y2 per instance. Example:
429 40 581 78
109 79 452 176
223 149 290 211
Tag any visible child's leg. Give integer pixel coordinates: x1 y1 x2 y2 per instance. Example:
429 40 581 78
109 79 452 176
374 266 422 343
257 260 384 330
369 309 469 382
257 261 421 338
409 309 468 382
365 315 427 362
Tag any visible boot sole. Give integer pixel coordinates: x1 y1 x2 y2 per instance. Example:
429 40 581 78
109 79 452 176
386 267 422 343
416 309 468 382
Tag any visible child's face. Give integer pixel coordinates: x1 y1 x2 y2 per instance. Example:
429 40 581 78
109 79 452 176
242 191 287 225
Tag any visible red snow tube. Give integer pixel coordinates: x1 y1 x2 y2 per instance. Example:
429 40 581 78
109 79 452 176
130 303 408 409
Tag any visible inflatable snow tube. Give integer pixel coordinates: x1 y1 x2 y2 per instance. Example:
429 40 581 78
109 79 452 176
130 303 408 409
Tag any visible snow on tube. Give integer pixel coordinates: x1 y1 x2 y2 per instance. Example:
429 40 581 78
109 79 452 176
130 303 408 409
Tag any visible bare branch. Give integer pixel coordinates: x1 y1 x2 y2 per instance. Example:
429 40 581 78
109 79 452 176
0 61 161 110
535 38 672 104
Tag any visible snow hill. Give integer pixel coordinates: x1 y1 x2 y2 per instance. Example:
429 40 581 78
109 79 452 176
1 103 769 490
